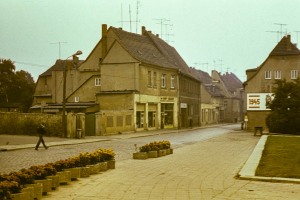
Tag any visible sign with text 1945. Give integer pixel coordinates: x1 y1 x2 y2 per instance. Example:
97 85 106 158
247 93 274 110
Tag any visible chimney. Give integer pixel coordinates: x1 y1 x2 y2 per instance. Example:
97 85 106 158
141 26 146 35
102 24 108 57
286 35 292 51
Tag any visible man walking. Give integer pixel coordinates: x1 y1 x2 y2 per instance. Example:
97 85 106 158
35 124 48 150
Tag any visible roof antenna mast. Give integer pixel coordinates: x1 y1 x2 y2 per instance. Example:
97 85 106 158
274 23 287 38
50 41 67 59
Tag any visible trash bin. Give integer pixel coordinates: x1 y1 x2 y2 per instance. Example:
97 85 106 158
76 129 82 138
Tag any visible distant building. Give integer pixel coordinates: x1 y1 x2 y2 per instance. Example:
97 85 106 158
244 35 300 131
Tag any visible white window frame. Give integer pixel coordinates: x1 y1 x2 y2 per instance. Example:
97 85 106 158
265 70 271 79
274 70 281 79
153 72 157 88
161 74 166 88
291 70 298 79
170 75 175 89
75 96 80 102
147 71 152 87
95 78 101 86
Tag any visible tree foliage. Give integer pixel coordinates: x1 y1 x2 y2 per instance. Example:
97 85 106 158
266 78 300 134
0 59 35 112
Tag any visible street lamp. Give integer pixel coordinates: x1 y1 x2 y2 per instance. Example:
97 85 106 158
62 50 82 138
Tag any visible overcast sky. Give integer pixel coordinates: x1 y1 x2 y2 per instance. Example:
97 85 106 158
1 0 300 81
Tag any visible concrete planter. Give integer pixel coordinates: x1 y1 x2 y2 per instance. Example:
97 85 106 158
21 186 34 200
10 191 31 200
87 164 100 174
107 160 115 169
158 149 167 157
64 167 81 180
25 183 42 200
80 167 90 178
57 171 71 184
147 151 158 158
133 152 148 159
34 179 52 195
46 175 60 190
99 162 108 172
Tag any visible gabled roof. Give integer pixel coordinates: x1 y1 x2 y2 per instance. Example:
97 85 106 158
40 59 84 76
269 35 300 56
220 72 243 93
110 27 198 81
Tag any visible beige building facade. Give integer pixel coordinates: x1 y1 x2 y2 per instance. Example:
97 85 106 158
244 35 300 131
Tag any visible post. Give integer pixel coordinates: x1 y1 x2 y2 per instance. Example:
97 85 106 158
61 50 82 138
62 60 67 138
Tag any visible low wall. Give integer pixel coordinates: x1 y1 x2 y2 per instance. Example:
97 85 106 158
0 112 63 137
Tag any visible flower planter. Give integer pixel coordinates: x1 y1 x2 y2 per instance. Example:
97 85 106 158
133 152 148 159
107 160 115 169
57 171 71 185
170 148 173 154
80 167 90 178
158 149 167 157
47 175 60 190
21 187 34 200
34 179 52 195
147 151 158 158
64 167 81 180
99 162 108 172
166 149 171 155
10 191 31 200
87 164 100 175
25 183 42 200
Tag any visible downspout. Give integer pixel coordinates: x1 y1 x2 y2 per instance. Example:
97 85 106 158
177 69 181 129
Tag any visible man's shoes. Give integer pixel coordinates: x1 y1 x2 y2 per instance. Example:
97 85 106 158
35 148 38 150
45 147 48 150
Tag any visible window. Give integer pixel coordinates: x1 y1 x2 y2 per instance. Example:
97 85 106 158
274 70 281 79
147 71 152 87
291 70 298 79
74 96 80 102
161 74 166 88
153 72 157 87
170 75 175 89
95 78 101 86
265 70 271 79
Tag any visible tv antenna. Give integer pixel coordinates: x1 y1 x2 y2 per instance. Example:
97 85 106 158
120 3 139 33
294 31 300 46
274 23 287 38
194 62 209 73
266 31 281 42
50 41 67 59
135 0 141 34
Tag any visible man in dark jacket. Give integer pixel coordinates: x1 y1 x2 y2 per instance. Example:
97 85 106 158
35 124 48 150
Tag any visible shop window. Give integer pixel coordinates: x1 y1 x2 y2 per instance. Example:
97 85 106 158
148 111 156 128
136 111 144 128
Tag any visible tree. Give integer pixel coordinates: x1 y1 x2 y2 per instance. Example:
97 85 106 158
266 78 300 134
0 59 35 112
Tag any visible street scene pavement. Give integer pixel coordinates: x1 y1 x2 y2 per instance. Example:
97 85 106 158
1 124 300 199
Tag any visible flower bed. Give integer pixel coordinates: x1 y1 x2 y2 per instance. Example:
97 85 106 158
0 148 115 199
133 141 173 160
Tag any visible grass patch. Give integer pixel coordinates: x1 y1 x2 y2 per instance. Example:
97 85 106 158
256 136 300 179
